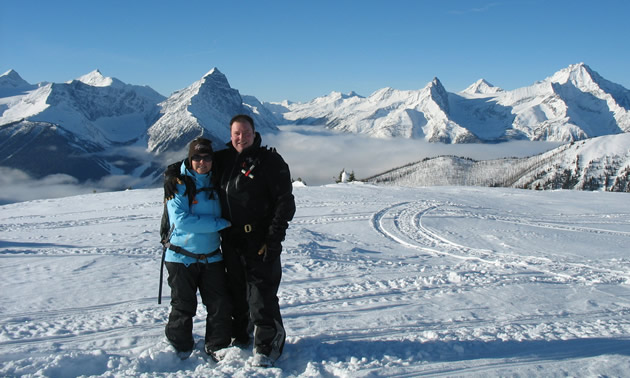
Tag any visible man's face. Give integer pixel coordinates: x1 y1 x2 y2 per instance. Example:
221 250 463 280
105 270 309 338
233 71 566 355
231 121 255 153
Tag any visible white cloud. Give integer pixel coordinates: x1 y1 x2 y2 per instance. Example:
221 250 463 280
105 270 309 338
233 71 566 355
0 128 562 203
262 126 561 185
0 167 145 205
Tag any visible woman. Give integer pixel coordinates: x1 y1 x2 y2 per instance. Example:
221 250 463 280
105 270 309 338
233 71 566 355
163 137 232 361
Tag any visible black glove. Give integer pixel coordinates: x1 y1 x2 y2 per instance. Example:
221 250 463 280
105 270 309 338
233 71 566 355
164 175 182 200
163 161 184 200
257 241 282 263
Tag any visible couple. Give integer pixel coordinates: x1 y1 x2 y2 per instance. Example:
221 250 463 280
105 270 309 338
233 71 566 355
161 114 296 367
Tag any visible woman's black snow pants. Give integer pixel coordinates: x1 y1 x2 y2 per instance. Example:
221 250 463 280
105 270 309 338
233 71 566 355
165 261 232 352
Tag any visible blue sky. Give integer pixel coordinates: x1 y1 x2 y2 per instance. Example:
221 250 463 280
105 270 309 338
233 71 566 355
1 0 628 103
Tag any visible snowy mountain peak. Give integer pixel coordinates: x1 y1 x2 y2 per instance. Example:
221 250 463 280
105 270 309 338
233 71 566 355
73 69 124 88
461 79 503 95
0 69 31 88
545 62 630 114
147 66 277 154
198 67 232 92
347 91 363 98
428 77 449 112
326 90 363 101
369 87 396 101
548 62 597 87
202 67 227 83
544 62 620 96
203 67 222 78
428 77 447 92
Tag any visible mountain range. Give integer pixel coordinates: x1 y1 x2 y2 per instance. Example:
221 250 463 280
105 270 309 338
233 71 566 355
269 63 630 143
0 68 275 183
1 63 629 191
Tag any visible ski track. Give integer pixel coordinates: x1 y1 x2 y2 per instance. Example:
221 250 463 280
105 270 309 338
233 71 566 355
371 200 630 285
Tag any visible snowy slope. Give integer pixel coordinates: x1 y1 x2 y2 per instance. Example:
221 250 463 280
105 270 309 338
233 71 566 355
366 133 630 192
513 132 630 191
0 184 629 376
461 78 504 95
273 63 630 143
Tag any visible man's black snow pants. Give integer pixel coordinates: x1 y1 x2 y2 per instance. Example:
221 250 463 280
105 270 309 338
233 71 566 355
222 244 286 360
165 261 232 352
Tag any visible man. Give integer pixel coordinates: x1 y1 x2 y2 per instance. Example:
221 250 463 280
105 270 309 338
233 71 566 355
164 114 295 367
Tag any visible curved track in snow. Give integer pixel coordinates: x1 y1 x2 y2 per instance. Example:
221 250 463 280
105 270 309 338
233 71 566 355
371 200 630 285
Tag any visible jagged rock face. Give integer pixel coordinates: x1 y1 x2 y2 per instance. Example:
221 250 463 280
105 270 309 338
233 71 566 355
272 63 630 144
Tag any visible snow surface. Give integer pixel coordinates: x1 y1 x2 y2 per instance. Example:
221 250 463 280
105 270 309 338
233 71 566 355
1 184 630 377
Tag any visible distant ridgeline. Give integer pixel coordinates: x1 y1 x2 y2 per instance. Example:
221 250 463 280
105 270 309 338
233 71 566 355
363 134 630 192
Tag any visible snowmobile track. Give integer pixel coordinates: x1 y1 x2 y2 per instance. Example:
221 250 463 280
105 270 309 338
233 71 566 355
371 200 630 285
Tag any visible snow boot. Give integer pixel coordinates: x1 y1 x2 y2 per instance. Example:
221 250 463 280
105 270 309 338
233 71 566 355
251 351 274 367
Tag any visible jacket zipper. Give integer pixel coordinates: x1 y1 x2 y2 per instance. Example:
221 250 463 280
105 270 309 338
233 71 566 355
225 154 240 221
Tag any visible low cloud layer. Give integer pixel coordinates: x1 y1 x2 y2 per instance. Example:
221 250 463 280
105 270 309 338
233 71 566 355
263 126 561 186
0 127 561 204
0 167 147 205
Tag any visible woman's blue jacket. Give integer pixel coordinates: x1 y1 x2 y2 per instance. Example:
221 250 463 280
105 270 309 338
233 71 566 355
165 161 230 266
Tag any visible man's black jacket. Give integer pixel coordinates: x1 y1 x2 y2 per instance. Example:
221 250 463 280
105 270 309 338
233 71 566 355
213 133 295 249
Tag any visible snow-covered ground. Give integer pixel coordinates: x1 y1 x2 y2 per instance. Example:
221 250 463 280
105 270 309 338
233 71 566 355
1 183 629 377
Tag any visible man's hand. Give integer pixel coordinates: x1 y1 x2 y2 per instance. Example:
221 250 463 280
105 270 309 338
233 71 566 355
164 176 183 200
258 241 282 263
163 161 183 201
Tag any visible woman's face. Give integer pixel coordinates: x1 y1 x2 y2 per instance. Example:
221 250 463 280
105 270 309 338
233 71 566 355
191 153 212 174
